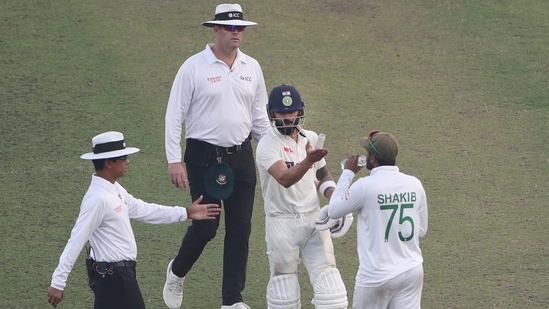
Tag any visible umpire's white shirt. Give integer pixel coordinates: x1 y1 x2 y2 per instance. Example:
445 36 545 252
329 166 428 286
256 128 325 216
165 43 270 163
50 175 188 290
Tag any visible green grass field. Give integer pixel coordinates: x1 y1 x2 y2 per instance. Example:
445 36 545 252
1 0 548 308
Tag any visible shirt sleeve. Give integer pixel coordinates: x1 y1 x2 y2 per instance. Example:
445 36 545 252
417 183 428 237
120 185 188 223
50 196 105 290
165 62 194 164
328 169 362 219
250 62 271 142
256 136 281 171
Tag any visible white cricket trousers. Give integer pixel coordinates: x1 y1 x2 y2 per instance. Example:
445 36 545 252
352 264 423 309
265 212 336 284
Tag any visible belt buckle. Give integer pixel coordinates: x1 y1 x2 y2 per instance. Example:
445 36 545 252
226 144 241 154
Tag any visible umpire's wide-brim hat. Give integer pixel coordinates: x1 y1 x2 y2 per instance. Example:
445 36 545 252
202 3 257 27
80 131 140 160
204 163 235 200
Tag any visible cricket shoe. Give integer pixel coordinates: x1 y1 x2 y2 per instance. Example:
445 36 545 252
221 302 251 309
163 259 185 309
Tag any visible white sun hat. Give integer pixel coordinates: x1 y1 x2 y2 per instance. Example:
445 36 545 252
202 3 257 27
80 131 140 160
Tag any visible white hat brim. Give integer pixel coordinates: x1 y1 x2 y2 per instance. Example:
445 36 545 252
80 147 140 160
202 20 257 27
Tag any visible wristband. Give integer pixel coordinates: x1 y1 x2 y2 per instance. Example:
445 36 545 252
318 180 336 197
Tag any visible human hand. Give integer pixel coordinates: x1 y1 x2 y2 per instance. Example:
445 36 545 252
168 162 189 191
47 286 63 307
187 195 221 220
305 140 329 164
343 154 364 174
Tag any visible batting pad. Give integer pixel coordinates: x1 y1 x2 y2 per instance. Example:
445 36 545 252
312 268 348 309
267 274 301 309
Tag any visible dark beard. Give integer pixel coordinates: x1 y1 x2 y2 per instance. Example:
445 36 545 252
366 157 374 170
275 119 299 135
277 126 295 135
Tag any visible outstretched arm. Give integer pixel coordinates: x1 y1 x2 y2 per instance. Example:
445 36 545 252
187 195 221 220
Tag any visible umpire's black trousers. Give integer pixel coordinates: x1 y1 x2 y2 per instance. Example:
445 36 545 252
172 137 256 305
90 265 145 309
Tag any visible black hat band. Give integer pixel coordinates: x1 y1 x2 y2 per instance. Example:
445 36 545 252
214 11 244 21
93 140 125 154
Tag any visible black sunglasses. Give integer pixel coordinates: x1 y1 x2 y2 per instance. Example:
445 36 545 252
222 25 246 32
111 155 128 161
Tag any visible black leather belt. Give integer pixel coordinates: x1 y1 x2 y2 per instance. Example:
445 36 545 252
98 260 136 269
214 135 251 155
217 144 243 154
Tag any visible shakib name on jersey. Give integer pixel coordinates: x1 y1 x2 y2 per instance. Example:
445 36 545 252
377 192 417 204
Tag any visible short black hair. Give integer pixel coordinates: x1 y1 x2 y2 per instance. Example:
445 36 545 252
92 159 107 171
92 156 128 171
376 158 396 166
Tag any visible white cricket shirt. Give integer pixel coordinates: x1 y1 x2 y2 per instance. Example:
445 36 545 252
50 175 188 290
256 128 325 216
328 166 428 286
165 44 271 163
